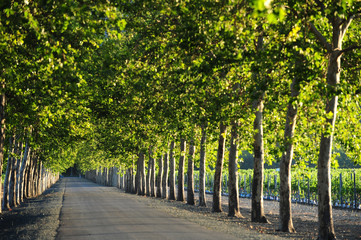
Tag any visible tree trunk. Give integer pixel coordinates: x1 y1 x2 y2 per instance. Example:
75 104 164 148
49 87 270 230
187 139 195 205
157 155 163 198
146 150 151 196
251 97 268 223
136 155 141 195
162 151 169 199
125 168 130 193
140 152 146 195
228 122 243 218
121 170 125 189
0 88 5 214
30 156 38 198
251 32 268 223
199 126 207 206
10 140 21 207
24 152 34 198
36 161 42 196
316 16 350 240
108 168 111 186
3 137 14 210
15 142 25 206
104 167 107 185
212 122 227 212
32 158 39 197
279 76 299 232
102 167 106 185
131 164 136 194
150 148 156 197
169 141 176 200
117 168 121 188
41 167 46 193
19 143 30 203
177 139 186 202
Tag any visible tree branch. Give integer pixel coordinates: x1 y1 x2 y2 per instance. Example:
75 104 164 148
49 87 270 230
340 45 361 54
339 10 361 28
308 22 332 52
340 16 354 41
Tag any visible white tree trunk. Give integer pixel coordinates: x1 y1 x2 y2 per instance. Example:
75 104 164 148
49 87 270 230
199 126 207 207
177 139 186 202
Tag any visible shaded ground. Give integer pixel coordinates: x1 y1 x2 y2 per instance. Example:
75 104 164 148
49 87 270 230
0 179 65 240
148 190 361 240
0 178 359 240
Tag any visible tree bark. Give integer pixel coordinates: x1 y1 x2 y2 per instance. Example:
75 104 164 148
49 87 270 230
102 167 106 186
125 168 130 193
24 152 34 198
146 150 151 196
16 142 25 206
150 148 156 197
251 32 268 223
228 122 243 218
199 126 207 206
30 155 38 198
212 122 227 212
187 139 195 205
157 155 163 198
0 88 5 214
19 143 30 203
10 140 21 207
169 141 176 200
32 159 39 197
251 97 268 223
162 151 169 199
3 137 14 210
117 168 121 189
121 169 125 189
131 161 136 193
136 155 141 195
177 139 186 202
279 76 299 232
316 16 351 240
36 161 42 196
140 152 146 195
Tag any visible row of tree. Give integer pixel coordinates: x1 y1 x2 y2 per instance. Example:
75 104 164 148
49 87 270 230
77 1 360 239
0 0 122 212
2 134 59 210
1 1 361 240
79 1 361 239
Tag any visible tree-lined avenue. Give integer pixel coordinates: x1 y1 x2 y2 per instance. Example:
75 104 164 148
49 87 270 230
57 177 268 240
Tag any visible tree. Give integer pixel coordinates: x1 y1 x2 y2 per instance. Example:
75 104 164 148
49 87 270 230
169 141 176 200
156 155 163 198
304 2 360 238
187 139 195 205
198 126 207 207
279 76 299 232
228 122 243 217
212 122 227 212
177 139 186 202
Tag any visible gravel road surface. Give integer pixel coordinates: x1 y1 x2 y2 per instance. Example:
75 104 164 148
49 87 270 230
0 178 64 239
